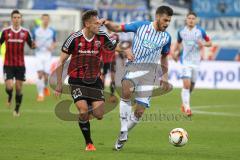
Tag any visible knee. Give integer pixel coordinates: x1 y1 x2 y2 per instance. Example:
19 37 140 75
93 112 104 120
79 113 89 121
134 110 145 119
122 90 131 100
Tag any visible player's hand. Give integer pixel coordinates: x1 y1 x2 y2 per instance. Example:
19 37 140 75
99 18 106 26
125 48 134 61
54 83 62 98
32 42 36 49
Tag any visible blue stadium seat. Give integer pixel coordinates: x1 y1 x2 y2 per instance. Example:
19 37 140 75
215 48 239 61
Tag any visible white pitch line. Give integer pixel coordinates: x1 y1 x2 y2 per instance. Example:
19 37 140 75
192 110 240 117
192 104 238 109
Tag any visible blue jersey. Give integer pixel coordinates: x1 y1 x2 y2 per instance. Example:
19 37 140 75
121 21 171 64
177 25 210 67
32 26 56 55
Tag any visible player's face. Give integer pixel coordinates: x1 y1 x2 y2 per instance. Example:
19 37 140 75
186 15 197 28
87 16 101 34
156 13 172 31
42 15 50 27
11 13 22 27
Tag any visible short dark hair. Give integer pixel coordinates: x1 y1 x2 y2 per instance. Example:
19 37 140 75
187 11 197 17
156 6 173 16
11 9 21 18
82 10 98 27
42 13 50 18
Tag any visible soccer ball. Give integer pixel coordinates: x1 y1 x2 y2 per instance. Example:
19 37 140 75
169 128 188 147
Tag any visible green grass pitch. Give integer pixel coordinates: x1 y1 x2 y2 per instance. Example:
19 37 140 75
0 84 240 160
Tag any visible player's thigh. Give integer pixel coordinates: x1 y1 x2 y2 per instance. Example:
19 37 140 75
91 100 104 119
191 67 198 83
43 57 52 75
35 55 44 72
121 78 134 99
5 79 14 89
75 100 89 114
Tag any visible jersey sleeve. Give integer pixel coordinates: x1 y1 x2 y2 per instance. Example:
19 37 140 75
161 36 171 55
31 27 37 40
51 28 57 42
121 21 149 33
102 32 118 51
199 27 210 42
177 30 182 43
0 30 5 45
61 33 75 55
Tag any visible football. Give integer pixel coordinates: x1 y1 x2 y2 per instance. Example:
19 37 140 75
169 128 188 147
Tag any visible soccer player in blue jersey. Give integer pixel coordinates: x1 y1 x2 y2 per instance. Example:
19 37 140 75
32 14 56 101
173 12 212 116
103 5 173 150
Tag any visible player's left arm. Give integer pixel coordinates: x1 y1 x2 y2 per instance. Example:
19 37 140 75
26 31 36 49
199 28 212 47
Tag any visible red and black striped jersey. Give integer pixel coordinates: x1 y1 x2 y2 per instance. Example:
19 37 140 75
102 33 119 63
62 30 117 79
0 26 33 67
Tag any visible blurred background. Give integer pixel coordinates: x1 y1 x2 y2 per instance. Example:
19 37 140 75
0 0 239 89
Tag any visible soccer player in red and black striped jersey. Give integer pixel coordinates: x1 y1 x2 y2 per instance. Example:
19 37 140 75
0 10 35 117
54 10 117 151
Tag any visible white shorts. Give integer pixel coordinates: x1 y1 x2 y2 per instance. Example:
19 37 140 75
181 66 198 83
35 54 52 74
123 64 159 108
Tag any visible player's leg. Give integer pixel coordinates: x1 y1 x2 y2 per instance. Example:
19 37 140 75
91 100 104 120
115 78 134 151
35 56 45 101
120 79 134 133
3 66 14 106
13 66 26 116
43 72 50 96
181 67 192 116
128 103 146 131
43 58 51 96
36 71 45 101
75 100 95 150
5 80 14 106
109 62 117 102
190 67 198 93
14 80 23 116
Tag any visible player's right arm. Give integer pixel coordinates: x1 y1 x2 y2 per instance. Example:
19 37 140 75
55 52 70 97
55 33 75 97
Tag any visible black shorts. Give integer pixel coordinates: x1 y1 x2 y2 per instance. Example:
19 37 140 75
68 77 105 104
3 66 26 81
103 62 116 75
